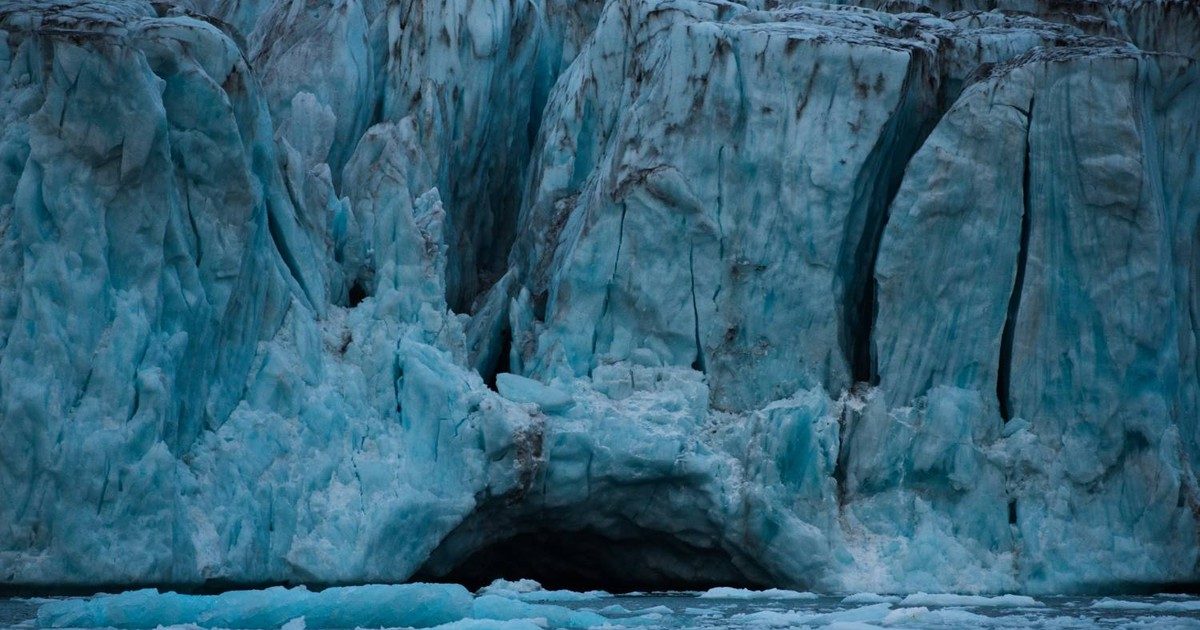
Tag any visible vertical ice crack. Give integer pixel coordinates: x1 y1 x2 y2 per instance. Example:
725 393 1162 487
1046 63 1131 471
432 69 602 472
96 458 111 515
834 400 850 509
265 198 317 310
184 183 202 267
716 146 725 259
392 337 404 418
689 242 706 374
590 201 627 363
998 97 1034 423
840 51 946 387
56 61 83 128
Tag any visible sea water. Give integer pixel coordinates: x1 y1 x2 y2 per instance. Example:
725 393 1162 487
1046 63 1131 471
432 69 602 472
3 585 1200 629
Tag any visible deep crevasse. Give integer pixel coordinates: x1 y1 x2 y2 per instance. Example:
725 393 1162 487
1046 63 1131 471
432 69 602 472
0 0 1197 595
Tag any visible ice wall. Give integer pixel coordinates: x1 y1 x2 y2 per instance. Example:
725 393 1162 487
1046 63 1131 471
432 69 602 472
0 0 544 586
0 0 1197 594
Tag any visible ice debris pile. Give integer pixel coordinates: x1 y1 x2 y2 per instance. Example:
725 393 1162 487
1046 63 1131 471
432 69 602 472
0 0 1198 594
26 583 1200 629
32 582 609 629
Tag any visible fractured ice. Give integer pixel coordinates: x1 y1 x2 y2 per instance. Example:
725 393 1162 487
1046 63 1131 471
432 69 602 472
0 0 1198 595
26 584 1200 629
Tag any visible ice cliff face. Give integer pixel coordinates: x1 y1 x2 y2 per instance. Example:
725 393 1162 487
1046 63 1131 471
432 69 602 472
0 0 1197 595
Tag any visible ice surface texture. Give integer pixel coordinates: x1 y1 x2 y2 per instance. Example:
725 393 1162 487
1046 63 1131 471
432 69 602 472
27 583 1200 630
33 582 610 629
0 0 1198 594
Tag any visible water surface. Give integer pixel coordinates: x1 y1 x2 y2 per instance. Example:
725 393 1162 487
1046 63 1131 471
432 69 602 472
4 588 1200 628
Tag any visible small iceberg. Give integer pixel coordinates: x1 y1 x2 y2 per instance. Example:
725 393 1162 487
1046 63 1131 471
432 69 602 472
477 578 610 602
898 592 1044 608
698 586 819 600
1090 598 1200 612
841 592 901 605
34 583 606 629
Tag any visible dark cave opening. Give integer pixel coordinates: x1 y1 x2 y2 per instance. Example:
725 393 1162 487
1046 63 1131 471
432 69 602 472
419 529 766 593
347 280 368 308
482 325 513 391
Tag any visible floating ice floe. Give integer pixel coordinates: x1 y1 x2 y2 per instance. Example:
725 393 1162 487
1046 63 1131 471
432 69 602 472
731 603 894 627
2 0 1200 599
37 584 469 629
24 585 1200 630
477 579 610 603
897 593 1044 608
842 593 902 605
1089 598 1200 612
34 584 608 630
699 587 820 600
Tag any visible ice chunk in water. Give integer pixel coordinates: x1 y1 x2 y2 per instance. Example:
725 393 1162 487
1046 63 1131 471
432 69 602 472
898 593 1044 608
699 587 819 600
37 584 474 629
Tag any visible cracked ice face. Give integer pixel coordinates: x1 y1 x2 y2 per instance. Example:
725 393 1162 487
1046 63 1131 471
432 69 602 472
1 0 1199 596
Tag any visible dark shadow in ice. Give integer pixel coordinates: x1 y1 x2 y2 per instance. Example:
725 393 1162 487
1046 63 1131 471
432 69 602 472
416 528 765 593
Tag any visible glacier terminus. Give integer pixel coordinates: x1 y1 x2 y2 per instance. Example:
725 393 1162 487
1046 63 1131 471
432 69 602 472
0 0 1198 600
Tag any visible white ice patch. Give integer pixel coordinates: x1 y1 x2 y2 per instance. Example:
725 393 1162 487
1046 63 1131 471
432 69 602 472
842 593 901 605
36 584 475 629
882 606 996 626
898 593 1044 608
731 603 894 627
471 595 607 628
33 585 610 630
882 606 928 625
430 620 547 630
1089 598 1200 612
478 578 610 602
699 587 820 600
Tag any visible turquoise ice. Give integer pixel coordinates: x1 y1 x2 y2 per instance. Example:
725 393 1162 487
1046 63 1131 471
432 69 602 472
0 0 1198 595
21 583 1200 629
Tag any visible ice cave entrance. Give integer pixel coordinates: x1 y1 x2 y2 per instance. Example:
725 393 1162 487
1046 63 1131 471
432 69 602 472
418 528 768 592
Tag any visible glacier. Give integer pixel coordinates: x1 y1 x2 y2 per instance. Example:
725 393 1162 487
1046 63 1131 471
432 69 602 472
0 0 1197 597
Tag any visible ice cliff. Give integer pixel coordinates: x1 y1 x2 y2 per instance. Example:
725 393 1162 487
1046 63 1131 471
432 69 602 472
0 0 1197 595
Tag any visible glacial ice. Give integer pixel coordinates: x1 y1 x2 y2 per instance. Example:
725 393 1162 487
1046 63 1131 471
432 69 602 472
495 373 576 414
0 0 1198 597
731 602 895 627
897 593 1043 608
1090 598 1200 613
698 587 819 600
32 583 615 629
23 588 1200 629
476 578 610 602
882 606 996 627
470 595 608 629
841 593 901 605
36 584 475 629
